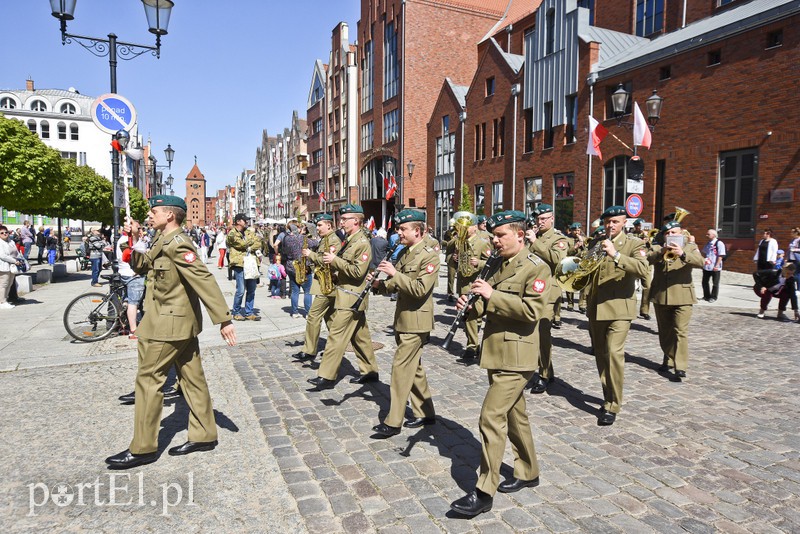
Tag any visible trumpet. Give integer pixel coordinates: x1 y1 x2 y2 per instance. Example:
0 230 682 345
554 239 608 292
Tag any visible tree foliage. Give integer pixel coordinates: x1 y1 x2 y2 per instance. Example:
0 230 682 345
458 184 473 212
0 114 69 212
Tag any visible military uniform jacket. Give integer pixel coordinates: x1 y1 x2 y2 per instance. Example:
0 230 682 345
473 252 550 371
588 233 649 321
307 232 342 295
375 241 440 333
330 231 372 311
647 242 704 306
529 227 569 304
131 228 232 341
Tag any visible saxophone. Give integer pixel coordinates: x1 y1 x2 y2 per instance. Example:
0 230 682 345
314 235 335 295
293 235 309 284
453 211 477 277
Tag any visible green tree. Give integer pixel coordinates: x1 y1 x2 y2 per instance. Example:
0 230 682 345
458 184 473 212
0 114 69 212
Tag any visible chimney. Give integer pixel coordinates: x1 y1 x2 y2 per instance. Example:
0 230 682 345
26 78 34 91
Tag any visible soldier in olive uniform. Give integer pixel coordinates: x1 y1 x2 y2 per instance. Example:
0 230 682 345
369 210 439 438
564 223 586 311
476 215 493 242
450 211 549 518
308 204 380 390
587 206 648 426
455 216 493 358
293 214 342 361
444 222 457 301
525 204 568 393
106 196 236 470
630 218 653 320
647 220 704 381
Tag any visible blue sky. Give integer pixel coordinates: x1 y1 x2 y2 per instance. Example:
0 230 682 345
1 0 361 194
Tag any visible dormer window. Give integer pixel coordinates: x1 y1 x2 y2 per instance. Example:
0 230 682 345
61 102 77 114
0 97 16 109
30 100 47 112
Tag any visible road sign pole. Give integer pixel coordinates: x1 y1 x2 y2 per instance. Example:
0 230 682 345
108 33 120 274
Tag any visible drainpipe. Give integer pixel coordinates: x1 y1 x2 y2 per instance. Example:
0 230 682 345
510 83 520 210
459 110 466 202
586 71 597 230
400 0 406 208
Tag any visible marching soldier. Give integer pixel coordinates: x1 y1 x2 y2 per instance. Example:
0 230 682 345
450 211 549 517
587 206 648 426
368 209 439 438
454 215 492 359
525 204 568 393
444 221 457 302
106 195 236 470
564 223 586 312
476 215 492 242
631 218 653 320
647 219 704 381
293 214 342 361
307 204 380 390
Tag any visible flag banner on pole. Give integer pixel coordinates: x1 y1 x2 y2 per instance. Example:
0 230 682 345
367 216 376 232
586 116 609 159
383 171 397 200
633 102 652 149
123 147 144 161
319 190 326 204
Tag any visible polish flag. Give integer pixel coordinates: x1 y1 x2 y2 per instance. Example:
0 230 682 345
586 116 609 160
383 172 397 200
633 102 652 149
319 191 326 204
367 216 376 231
111 139 124 152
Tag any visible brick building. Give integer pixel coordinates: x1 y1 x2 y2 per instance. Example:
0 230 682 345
184 161 207 227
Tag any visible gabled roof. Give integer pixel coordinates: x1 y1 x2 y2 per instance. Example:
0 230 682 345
446 78 468 109
594 0 800 78
186 163 205 181
481 0 542 43
580 26 648 66
491 37 524 75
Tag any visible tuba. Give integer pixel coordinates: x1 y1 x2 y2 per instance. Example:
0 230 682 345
555 238 608 292
664 206 691 262
453 211 477 277
293 235 309 284
314 235 335 295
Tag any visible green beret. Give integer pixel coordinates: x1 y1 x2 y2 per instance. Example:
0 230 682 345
601 205 626 219
149 195 187 212
395 209 426 224
633 218 644 225
476 215 487 224
662 220 681 233
569 222 582 230
663 212 676 222
314 213 334 223
592 226 607 238
340 204 364 215
486 210 527 231
533 204 553 216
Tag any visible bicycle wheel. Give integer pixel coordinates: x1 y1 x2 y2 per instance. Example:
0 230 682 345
63 292 123 342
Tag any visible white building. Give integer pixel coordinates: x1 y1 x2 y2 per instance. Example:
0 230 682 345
235 169 256 221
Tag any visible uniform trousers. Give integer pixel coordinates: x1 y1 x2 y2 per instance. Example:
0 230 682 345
385 332 435 428
589 319 631 414
130 337 217 454
317 308 379 381
653 304 692 371
447 263 456 296
536 304 555 380
464 309 483 350
302 294 336 355
476 369 538 496
553 297 562 322
639 266 652 315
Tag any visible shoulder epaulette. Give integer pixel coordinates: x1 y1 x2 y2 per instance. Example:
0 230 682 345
173 234 185 244
423 245 434 253
526 253 543 265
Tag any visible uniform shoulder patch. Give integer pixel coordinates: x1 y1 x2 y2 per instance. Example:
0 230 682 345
532 279 547 293
425 263 436 274
360 252 369 262
556 240 567 250
184 251 196 263
639 249 647 257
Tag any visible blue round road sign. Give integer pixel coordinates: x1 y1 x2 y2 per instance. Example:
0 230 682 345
90 93 137 135
626 194 643 218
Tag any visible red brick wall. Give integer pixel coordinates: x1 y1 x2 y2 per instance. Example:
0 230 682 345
426 82 464 225
307 100 324 214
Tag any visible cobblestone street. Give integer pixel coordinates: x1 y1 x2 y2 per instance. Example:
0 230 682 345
2 265 799 532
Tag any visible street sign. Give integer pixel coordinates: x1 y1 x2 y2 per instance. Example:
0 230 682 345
627 178 644 194
626 194 644 218
90 93 137 135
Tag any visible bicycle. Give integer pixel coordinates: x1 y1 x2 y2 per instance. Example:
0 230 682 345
63 272 130 342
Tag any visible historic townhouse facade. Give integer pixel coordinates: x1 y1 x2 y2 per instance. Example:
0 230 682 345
255 113 308 221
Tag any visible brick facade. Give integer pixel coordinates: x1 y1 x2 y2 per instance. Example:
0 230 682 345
184 163 206 227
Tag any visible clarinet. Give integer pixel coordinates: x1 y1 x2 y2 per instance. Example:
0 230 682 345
350 243 401 311
442 250 502 350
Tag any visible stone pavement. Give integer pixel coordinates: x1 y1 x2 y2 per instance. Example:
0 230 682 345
2 251 799 532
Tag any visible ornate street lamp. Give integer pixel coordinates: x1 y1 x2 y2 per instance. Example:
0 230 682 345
611 83 664 129
385 159 415 213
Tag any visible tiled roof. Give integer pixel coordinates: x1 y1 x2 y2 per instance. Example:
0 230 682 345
186 163 205 181
481 0 543 42
430 0 508 17
595 0 799 78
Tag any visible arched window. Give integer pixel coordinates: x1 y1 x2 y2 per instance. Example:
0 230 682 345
0 97 16 109
60 102 77 114
57 122 67 140
70 123 79 141
41 121 50 139
30 100 47 112
27 120 37 134
603 155 631 207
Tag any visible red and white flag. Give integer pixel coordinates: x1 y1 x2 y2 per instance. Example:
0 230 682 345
586 116 609 159
318 191 326 204
633 102 652 149
383 171 397 200
367 216 376 232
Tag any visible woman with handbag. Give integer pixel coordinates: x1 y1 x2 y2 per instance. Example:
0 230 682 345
0 225 24 309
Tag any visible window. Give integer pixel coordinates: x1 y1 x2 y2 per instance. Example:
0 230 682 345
436 116 455 176
70 123 79 141
492 182 503 214
766 29 783 48
30 100 47 112
0 97 16 109
313 118 323 134
524 109 534 153
718 149 758 238
61 151 77 160
383 109 399 143
545 8 555 55
565 95 577 144
360 121 373 152
485 77 495 97
554 173 574 230
525 178 542 216
313 149 323 165
475 185 485 215
384 22 398 100
60 102 76 114
27 120 37 134
361 40 373 112
491 118 505 157
40 121 50 139
603 156 630 207
708 50 721 66
474 123 487 161
577 0 595 25
543 102 554 149
635 0 664 37
659 65 671 80
57 122 67 140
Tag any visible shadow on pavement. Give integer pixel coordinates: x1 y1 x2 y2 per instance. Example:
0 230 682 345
543 377 603 416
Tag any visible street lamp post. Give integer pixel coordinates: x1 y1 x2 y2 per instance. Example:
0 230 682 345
385 159 415 214
148 144 174 196
49 0 174 269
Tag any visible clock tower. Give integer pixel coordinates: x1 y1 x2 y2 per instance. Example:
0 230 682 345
185 161 207 226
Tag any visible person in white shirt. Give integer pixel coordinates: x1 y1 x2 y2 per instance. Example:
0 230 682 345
117 228 145 339
753 228 778 270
